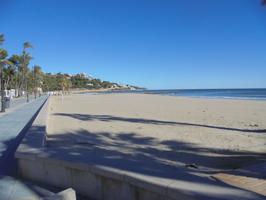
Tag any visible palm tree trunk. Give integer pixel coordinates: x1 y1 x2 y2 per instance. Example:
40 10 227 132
4 77 10 90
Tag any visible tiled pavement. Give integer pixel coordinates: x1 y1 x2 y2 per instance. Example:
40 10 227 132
0 95 36 115
0 95 87 200
0 96 52 200
0 96 87 200
0 95 47 175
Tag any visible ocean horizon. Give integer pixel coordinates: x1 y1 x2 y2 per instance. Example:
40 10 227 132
104 88 266 100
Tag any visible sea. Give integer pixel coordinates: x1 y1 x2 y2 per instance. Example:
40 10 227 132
104 88 266 101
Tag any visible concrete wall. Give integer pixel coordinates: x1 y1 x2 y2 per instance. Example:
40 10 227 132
17 156 195 200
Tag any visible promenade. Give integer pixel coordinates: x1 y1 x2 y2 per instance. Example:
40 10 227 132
0 95 47 175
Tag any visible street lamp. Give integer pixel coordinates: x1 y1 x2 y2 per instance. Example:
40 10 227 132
0 63 5 112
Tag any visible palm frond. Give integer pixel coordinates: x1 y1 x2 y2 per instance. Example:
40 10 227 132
8 54 21 65
33 65 42 73
2 60 13 66
23 42 33 50
0 49 8 59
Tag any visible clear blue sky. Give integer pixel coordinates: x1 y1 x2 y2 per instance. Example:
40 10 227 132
1 0 266 89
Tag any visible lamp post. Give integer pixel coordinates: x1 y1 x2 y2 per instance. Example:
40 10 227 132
26 79 29 103
0 64 5 112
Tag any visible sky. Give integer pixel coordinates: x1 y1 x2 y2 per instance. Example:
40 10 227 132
0 0 266 89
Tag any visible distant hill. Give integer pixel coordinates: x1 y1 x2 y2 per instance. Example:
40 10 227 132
54 72 144 91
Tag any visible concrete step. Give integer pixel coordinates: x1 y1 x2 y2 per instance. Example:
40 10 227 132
0 176 76 200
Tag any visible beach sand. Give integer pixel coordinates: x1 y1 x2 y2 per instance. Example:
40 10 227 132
47 93 266 171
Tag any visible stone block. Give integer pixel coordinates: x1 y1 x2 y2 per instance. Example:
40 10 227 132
71 168 102 199
102 177 135 200
124 173 168 197
43 161 72 188
18 159 45 183
136 188 166 200
89 165 125 181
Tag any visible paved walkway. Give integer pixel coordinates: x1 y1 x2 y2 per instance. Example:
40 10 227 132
0 96 81 200
0 95 47 175
0 95 36 114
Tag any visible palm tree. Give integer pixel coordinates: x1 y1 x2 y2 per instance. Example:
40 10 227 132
21 42 33 102
56 73 69 95
9 55 21 97
3 64 16 90
33 65 42 98
0 34 8 112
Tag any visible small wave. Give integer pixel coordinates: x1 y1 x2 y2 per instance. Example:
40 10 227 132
84 89 266 101
176 95 266 101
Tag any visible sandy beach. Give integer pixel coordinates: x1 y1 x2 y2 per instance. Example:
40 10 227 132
47 93 266 172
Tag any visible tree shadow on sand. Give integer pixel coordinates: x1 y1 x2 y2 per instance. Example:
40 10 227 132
19 123 266 200
54 113 266 133
46 129 266 179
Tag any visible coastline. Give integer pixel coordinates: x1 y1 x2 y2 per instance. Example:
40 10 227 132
145 94 266 102
78 88 266 101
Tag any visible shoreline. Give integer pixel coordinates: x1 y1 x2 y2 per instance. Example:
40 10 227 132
153 94 266 101
84 91 266 103
75 88 266 102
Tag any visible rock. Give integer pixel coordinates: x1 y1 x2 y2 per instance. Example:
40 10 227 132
249 123 259 127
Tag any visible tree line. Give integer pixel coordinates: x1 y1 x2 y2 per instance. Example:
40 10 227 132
0 33 137 109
